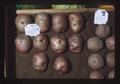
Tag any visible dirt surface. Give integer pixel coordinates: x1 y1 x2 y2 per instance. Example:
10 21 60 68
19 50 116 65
16 11 114 79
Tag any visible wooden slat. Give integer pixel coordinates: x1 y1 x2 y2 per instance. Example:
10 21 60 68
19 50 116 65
16 8 114 15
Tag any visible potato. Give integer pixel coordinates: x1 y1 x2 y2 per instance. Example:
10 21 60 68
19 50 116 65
89 71 104 79
87 37 103 52
52 14 67 32
108 70 115 79
106 52 115 68
69 13 83 33
88 53 104 70
33 52 48 72
53 56 70 74
35 13 49 32
95 24 111 38
68 34 83 53
106 36 115 51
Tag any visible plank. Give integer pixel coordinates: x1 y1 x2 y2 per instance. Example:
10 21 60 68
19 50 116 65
16 8 114 15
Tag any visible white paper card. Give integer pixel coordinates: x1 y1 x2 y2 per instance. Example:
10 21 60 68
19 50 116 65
25 24 40 36
94 9 108 25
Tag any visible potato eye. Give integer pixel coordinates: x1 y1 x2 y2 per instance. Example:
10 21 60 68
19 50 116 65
73 24 76 26
21 21 25 24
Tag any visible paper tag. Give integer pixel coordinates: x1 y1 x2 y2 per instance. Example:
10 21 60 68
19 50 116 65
94 9 108 25
25 24 40 36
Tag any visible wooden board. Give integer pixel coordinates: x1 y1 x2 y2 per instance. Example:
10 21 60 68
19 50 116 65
16 8 114 15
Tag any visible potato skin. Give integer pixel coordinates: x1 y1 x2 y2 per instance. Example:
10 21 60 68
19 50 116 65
87 37 103 52
68 34 83 53
69 13 83 33
35 13 49 32
106 36 115 51
53 56 69 74
33 52 48 72
106 52 115 68
33 34 49 51
15 34 32 53
50 35 67 53
89 71 104 79
15 14 32 32
88 53 104 70
108 70 115 79
95 24 111 38
52 14 67 32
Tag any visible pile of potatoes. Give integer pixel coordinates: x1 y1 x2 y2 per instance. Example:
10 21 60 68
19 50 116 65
87 25 115 79
15 13 115 79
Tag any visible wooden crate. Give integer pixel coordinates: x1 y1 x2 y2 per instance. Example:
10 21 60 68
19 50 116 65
8 8 115 79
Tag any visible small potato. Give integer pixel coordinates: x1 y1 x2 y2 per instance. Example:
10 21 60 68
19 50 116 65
95 24 111 38
53 56 69 74
87 37 103 52
89 71 104 79
15 34 32 53
108 70 115 79
33 34 49 51
52 14 67 32
68 34 83 53
106 36 115 51
88 53 104 70
15 14 32 32
33 52 48 72
35 13 49 32
50 35 67 53
69 13 83 33
106 52 115 68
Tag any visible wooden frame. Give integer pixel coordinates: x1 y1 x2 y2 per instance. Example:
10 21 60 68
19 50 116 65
4 3 119 79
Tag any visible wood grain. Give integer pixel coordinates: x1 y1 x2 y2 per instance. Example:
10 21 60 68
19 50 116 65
16 8 114 15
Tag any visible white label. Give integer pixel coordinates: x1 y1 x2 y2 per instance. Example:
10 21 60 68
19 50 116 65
94 9 108 25
25 24 40 36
